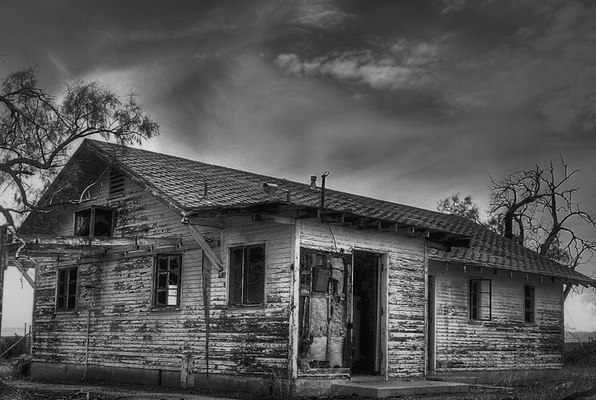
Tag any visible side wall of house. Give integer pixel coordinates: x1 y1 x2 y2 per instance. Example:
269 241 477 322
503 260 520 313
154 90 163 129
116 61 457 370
204 215 294 378
298 220 427 378
429 260 563 371
33 172 210 385
32 172 294 388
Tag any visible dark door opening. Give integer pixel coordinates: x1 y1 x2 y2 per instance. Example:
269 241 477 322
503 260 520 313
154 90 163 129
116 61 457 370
427 275 436 374
352 251 381 375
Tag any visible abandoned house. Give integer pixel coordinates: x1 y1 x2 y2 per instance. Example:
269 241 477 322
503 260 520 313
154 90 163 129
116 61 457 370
11 139 596 394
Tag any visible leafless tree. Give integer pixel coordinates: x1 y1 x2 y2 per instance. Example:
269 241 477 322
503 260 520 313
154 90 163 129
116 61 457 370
489 158 596 269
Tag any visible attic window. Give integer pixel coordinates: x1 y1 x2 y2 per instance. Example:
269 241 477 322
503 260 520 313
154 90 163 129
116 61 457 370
109 168 125 198
74 207 114 237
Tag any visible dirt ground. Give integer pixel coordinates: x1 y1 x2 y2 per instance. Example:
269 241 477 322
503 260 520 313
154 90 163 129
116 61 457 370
1 366 596 400
0 379 244 400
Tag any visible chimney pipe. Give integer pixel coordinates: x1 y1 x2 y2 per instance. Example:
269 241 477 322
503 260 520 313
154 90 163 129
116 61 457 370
320 171 330 222
309 176 317 190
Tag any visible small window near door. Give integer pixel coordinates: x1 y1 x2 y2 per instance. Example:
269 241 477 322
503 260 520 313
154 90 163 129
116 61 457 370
56 267 78 310
229 244 265 306
524 285 535 323
154 254 182 308
469 279 491 321
74 207 114 237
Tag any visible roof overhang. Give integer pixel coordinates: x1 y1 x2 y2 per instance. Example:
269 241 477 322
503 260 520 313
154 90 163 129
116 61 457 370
185 202 472 249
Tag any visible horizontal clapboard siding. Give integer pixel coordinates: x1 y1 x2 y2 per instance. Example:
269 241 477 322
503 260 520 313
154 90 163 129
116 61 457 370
429 260 563 371
33 173 294 378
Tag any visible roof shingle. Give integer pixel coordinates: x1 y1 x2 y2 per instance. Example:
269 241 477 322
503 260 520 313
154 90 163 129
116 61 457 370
84 139 596 286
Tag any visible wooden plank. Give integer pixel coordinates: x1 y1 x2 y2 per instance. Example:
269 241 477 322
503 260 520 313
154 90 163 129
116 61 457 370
288 220 301 380
184 222 224 276
15 234 181 248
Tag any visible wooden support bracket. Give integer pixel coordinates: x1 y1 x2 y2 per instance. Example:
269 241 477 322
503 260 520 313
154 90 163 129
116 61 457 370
563 283 574 300
12 259 35 289
183 219 225 277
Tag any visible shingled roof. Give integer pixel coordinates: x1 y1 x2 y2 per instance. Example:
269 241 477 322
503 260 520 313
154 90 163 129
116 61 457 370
80 139 595 286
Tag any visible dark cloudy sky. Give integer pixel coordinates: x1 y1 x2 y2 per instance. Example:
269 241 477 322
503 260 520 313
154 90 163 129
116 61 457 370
1 0 595 330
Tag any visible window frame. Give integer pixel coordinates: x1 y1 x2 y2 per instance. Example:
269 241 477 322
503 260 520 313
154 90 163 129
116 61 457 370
469 278 491 322
56 267 78 311
153 254 183 309
73 206 115 237
228 243 266 307
524 284 536 324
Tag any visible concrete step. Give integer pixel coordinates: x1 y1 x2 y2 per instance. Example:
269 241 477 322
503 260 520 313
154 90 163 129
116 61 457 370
427 375 481 384
333 379 469 398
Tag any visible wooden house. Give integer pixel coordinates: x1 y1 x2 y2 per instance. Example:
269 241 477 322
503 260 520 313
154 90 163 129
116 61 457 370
13 139 596 394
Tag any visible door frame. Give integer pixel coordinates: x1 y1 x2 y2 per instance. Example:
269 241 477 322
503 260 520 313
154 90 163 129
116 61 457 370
427 274 436 374
350 249 388 377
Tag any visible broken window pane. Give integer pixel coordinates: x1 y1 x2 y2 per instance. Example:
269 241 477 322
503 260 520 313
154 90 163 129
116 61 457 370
93 208 113 236
74 209 91 236
154 255 182 308
74 208 114 237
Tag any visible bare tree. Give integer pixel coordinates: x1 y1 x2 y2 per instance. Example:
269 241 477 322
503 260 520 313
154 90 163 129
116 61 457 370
0 68 159 233
489 158 596 269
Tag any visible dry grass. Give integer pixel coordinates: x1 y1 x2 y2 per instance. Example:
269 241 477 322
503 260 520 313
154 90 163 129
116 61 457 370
393 366 596 400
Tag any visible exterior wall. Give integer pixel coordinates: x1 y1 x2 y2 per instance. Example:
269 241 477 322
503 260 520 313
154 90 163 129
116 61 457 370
429 260 564 371
32 171 294 388
207 216 294 377
32 173 209 383
298 219 427 379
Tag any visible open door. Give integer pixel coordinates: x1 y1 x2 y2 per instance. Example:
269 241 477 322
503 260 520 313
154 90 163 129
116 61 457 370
351 251 382 375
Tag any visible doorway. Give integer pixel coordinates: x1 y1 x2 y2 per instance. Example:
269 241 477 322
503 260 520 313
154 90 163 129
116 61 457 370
351 251 382 375
427 275 436 374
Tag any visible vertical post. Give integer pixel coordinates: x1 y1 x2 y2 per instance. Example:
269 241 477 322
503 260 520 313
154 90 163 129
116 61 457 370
0 226 7 337
288 220 301 383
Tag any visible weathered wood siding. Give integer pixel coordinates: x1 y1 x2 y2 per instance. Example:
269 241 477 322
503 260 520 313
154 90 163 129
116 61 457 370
429 260 563 371
207 216 294 376
298 220 427 378
33 172 209 374
33 170 294 380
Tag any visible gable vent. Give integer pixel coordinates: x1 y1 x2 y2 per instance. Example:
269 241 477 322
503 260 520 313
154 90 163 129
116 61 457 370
109 168 125 198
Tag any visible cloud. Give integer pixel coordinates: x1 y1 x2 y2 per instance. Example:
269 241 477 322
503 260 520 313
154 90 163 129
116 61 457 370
291 0 352 30
275 38 444 91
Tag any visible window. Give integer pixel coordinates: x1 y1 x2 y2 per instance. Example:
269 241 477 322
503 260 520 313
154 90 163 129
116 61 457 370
74 207 114 237
154 255 182 308
57 267 78 310
469 279 491 321
229 244 265 306
524 285 535 323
